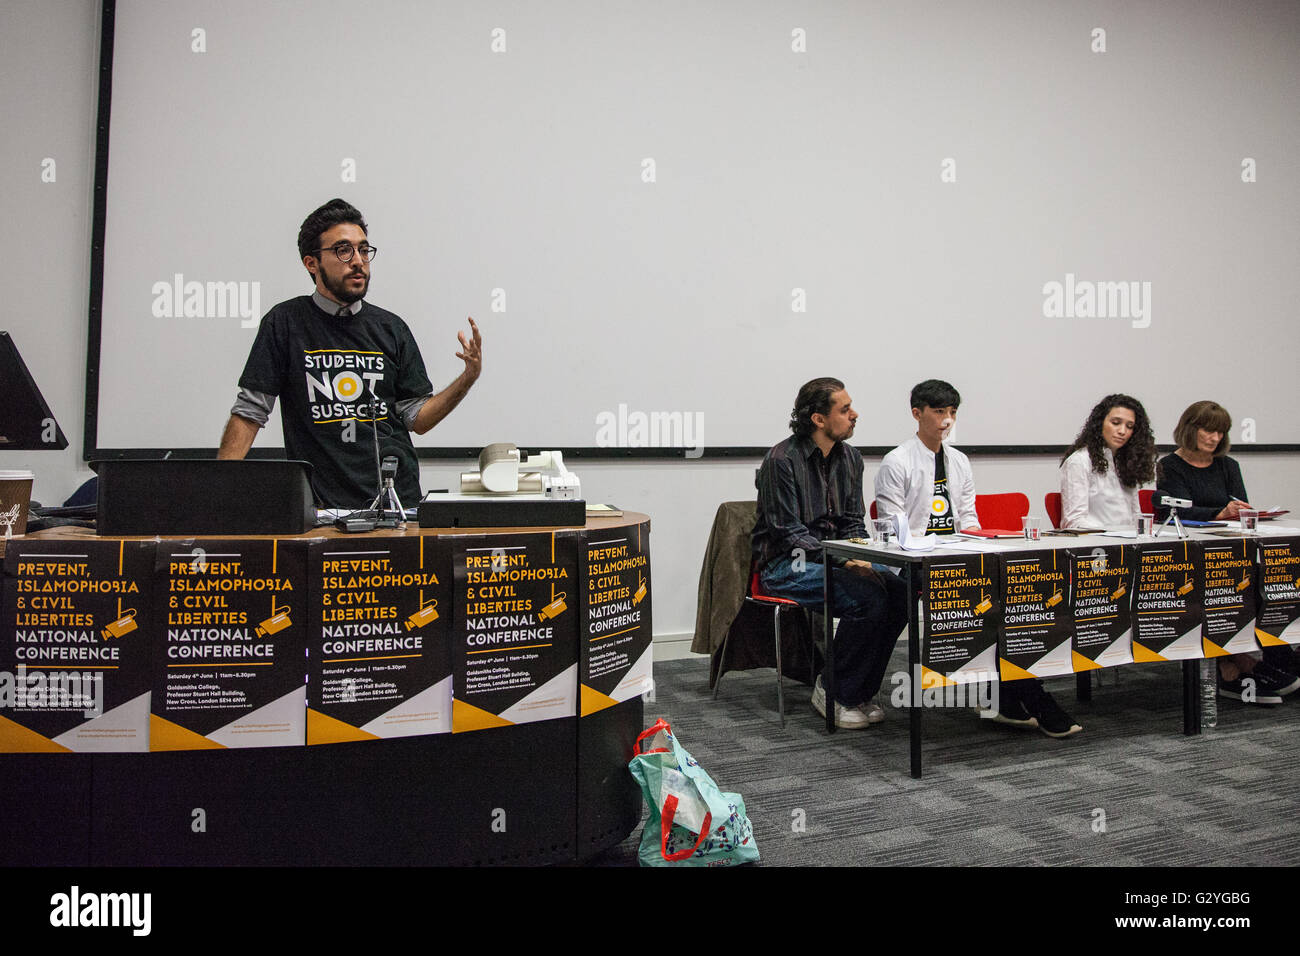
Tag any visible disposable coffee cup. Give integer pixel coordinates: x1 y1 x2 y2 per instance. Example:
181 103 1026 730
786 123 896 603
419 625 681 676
0 470 35 537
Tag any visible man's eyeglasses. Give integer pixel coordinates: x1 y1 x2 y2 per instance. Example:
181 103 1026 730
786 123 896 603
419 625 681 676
316 242 378 263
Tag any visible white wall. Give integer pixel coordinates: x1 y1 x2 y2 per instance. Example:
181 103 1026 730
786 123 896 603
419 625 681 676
1 1 101 508
4 2 1295 662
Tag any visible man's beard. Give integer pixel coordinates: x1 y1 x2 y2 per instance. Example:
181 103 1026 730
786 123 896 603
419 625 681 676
323 268 369 304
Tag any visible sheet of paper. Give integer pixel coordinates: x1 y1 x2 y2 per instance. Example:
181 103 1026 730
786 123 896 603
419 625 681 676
894 513 936 552
1245 523 1300 536
934 537 1017 552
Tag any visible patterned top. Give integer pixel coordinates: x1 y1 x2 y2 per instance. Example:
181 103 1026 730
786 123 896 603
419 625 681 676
752 433 867 570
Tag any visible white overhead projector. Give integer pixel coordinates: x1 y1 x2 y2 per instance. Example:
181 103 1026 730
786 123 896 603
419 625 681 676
460 443 582 500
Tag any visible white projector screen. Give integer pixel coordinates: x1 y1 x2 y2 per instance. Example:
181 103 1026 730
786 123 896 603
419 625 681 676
89 0 1300 456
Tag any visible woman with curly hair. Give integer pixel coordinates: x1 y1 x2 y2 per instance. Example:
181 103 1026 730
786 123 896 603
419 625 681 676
1058 394 1157 530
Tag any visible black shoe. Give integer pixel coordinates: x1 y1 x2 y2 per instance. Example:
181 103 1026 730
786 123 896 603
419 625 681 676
1260 645 1300 677
1021 681 1083 738
1252 662 1300 697
980 682 1038 729
1218 674 1283 705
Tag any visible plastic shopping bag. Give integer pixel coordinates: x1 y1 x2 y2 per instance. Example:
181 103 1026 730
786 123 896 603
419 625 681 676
627 718 759 867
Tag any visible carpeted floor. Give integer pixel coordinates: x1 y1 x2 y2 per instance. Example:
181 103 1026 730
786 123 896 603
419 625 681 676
589 647 1300 866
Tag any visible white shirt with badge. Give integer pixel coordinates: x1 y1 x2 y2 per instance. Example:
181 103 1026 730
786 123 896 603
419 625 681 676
874 435 979 536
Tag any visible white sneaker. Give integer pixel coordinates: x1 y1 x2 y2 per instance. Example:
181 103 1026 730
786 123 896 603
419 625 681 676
858 701 886 724
811 677 881 729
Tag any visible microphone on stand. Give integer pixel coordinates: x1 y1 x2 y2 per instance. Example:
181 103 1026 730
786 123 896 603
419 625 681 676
362 383 405 529
333 384 404 532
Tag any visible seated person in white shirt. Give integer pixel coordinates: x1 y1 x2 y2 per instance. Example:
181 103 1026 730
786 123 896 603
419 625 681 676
874 379 977 537
874 379 1082 738
1058 394 1157 530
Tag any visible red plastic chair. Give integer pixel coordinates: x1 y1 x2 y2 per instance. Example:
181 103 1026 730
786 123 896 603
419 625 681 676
1044 492 1063 529
713 562 814 727
974 492 1030 531
1048 490 1153 529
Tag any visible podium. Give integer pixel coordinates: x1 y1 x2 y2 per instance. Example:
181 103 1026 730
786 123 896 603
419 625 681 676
0 513 652 866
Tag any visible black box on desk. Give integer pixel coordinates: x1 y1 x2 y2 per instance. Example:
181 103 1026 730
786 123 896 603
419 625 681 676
94 459 316 535
418 493 586 528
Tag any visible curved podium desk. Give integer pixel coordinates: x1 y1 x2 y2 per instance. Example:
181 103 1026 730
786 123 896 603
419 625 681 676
0 512 651 866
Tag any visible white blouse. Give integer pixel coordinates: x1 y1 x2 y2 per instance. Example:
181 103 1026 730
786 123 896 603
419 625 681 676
1059 447 1140 530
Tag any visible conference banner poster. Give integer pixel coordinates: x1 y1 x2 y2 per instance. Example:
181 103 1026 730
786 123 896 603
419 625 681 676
1200 538 1258 657
1256 536 1300 647
580 519 652 715
452 531 579 732
1132 539 1203 661
1068 544 1136 670
921 552 1000 685
150 539 307 750
306 535 452 744
0 538 153 752
998 550 1074 679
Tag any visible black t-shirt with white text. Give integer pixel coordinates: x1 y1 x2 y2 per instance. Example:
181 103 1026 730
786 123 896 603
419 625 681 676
237 296 433 509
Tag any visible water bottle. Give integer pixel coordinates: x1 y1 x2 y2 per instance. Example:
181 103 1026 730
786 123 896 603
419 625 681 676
1199 658 1218 731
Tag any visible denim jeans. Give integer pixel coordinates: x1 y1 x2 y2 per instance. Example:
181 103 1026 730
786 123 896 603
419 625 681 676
761 555 908 707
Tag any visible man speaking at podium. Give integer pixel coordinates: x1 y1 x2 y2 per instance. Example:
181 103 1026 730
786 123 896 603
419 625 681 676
217 199 482 509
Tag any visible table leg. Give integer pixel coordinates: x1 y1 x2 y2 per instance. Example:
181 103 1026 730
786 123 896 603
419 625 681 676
823 552 835 734
1183 659 1200 735
1075 672 1092 703
907 563 922 779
